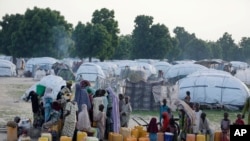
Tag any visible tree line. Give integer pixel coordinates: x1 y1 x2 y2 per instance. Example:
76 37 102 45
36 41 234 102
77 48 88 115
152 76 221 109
0 7 250 63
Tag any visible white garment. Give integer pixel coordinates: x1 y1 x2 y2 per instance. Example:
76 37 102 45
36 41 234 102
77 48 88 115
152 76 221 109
193 110 202 133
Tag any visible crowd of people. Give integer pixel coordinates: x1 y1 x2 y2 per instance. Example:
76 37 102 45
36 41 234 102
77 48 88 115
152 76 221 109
16 80 250 141
20 80 133 141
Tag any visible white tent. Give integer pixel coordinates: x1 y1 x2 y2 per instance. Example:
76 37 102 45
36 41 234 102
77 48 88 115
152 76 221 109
165 63 208 79
25 57 58 72
230 61 249 70
76 63 106 82
22 75 66 100
94 62 118 78
153 61 172 75
0 59 17 77
234 68 250 85
178 69 250 107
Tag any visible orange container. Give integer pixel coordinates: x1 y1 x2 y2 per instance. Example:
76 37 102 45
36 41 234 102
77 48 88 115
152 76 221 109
214 131 222 141
60 136 72 141
108 132 114 141
131 128 139 138
77 131 87 141
138 137 150 141
196 134 205 141
157 132 164 141
41 133 52 141
126 137 137 141
7 127 17 141
38 137 49 141
112 133 123 141
186 134 195 141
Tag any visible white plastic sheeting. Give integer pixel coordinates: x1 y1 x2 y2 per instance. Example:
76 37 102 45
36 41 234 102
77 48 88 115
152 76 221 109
0 59 17 77
234 68 250 85
230 61 249 70
25 57 58 72
178 69 250 106
94 62 118 78
22 75 66 100
165 63 207 79
153 61 172 75
76 63 106 82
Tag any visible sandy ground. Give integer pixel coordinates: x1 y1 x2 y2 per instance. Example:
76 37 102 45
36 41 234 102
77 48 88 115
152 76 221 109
0 76 221 140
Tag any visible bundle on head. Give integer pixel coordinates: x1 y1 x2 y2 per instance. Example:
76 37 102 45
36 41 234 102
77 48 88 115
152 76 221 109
6 121 18 128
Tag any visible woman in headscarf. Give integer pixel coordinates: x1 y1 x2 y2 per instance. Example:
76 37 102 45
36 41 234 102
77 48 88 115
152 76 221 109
77 104 97 137
147 117 158 141
160 112 170 132
61 95 78 137
106 87 120 134
74 83 91 112
43 87 53 122
42 101 61 131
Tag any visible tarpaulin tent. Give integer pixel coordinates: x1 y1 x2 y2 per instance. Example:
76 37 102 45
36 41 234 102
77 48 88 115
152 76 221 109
178 69 250 108
22 75 66 100
76 63 106 82
153 61 172 76
0 59 17 77
234 68 250 86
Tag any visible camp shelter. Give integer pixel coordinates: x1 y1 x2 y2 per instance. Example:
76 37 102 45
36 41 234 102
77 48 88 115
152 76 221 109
234 68 250 86
76 63 106 82
24 57 58 76
52 62 75 81
124 80 165 110
230 61 249 70
0 59 17 77
165 63 207 84
178 69 250 108
153 61 172 75
94 62 118 78
22 75 66 100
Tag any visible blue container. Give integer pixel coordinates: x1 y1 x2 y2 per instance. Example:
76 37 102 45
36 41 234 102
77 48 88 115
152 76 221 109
164 132 174 141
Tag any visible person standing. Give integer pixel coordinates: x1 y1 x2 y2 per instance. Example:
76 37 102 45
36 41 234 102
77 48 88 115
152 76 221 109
147 117 158 141
193 103 202 134
120 96 132 127
119 94 125 127
74 83 91 112
199 112 213 141
61 97 78 138
26 91 40 127
184 91 191 106
94 104 106 141
221 112 230 141
159 99 169 125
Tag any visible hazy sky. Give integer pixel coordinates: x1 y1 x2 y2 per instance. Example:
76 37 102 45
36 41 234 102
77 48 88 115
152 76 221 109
0 0 250 43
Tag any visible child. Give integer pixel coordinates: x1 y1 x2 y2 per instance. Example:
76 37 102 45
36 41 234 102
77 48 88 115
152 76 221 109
147 117 158 141
199 112 213 141
94 104 106 141
221 112 230 141
168 118 178 141
234 114 244 125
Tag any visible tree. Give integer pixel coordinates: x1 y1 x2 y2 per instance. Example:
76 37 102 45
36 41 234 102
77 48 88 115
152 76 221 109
72 22 111 62
184 39 211 60
91 8 119 60
239 37 250 62
173 27 196 59
131 15 152 59
113 35 132 59
0 14 24 56
207 41 222 59
0 7 73 59
217 32 238 61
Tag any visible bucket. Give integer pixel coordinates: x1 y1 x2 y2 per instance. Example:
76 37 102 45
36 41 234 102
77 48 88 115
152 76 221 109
164 132 174 141
36 84 46 96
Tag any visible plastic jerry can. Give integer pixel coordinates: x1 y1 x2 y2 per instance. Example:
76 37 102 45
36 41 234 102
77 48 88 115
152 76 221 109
41 133 52 141
131 128 139 138
77 131 87 141
196 134 205 141
157 132 164 141
7 127 17 141
85 137 99 141
126 137 137 141
108 132 114 141
38 137 49 141
186 134 195 141
138 137 150 141
214 131 222 141
112 133 123 141
60 136 72 141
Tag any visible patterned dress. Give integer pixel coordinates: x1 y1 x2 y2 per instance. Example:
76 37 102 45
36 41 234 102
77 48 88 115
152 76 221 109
61 101 78 137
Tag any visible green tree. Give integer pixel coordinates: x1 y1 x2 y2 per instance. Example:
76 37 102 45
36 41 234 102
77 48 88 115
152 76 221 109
131 15 152 59
113 35 132 59
0 7 73 59
0 14 24 56
239 37 250 61
72 22 111 62
207 41 222 59
91 8 119 60
173 27 196 59
166 37 180 62
184 39 211 60
217 32 238 61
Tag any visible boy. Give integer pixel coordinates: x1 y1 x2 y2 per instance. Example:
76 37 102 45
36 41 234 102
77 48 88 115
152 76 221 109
94 104 106 141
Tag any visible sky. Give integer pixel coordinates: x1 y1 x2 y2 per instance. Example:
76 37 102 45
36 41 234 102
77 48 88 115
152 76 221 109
0 0 250 43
